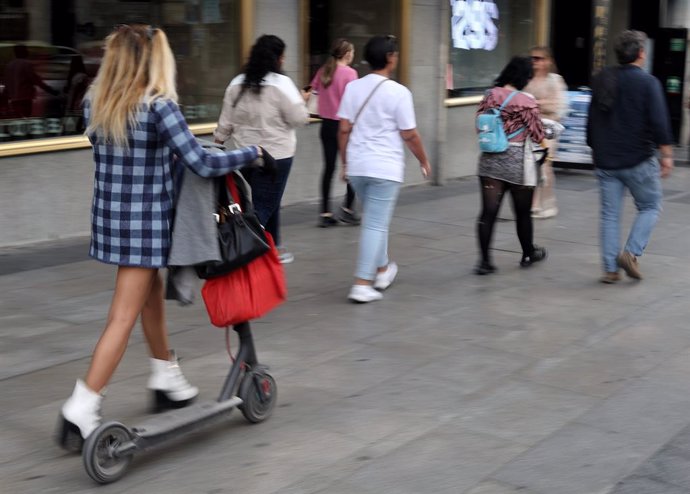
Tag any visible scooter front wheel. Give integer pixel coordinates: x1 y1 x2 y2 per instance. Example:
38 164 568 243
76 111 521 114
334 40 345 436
82 421 134 484
238 371 277 423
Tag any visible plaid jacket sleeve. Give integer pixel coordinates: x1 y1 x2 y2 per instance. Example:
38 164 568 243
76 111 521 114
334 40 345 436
83 98 95 144
154 99 258 178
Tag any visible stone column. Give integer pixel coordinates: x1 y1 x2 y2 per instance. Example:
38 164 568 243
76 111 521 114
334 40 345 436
408 0 449 186
592 0 612 75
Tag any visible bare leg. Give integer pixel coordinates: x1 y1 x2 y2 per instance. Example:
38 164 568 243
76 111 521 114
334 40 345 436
540 159 557 209
85 267 157 392
140 272 170 360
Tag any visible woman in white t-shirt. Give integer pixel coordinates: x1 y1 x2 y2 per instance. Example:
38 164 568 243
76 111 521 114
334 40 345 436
337 35 432 303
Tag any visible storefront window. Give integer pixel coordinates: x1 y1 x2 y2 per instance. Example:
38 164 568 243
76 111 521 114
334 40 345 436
308 0 400 81
448 0 535 96
0 0 240 143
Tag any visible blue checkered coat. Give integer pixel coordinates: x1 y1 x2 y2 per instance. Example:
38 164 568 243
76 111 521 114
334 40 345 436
84 98 259 268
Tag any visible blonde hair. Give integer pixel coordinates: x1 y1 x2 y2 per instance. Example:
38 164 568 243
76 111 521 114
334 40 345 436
86 24 178 147
320 39 354 88
530 46 559 74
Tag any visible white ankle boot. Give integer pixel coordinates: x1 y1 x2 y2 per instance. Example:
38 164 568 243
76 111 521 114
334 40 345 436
57 379 103 451
147 351 199 412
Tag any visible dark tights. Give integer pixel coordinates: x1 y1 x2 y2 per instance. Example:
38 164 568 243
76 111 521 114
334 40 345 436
320 118 355 214
477 176 535 264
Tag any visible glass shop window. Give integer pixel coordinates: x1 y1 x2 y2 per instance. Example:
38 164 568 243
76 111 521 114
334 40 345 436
448 0 536 96
0 0 241 143
308 0 401 82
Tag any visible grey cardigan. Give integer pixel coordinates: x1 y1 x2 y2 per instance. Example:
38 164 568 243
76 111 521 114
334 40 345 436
166 168 253 304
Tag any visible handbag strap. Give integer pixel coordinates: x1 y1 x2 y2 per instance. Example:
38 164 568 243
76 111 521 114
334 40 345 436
352 78 390 126
226 174 241 204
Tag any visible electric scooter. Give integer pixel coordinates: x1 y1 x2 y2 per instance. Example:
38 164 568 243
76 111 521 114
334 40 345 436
81 321 276 484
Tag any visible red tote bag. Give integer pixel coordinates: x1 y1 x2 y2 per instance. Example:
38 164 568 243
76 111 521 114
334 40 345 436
201 175 287 327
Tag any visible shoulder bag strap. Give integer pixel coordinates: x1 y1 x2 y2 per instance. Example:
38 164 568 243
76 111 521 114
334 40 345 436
352 78 390 126
498 90 519 111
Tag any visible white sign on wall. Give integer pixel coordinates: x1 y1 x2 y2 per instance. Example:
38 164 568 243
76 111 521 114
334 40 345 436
450 0 499 51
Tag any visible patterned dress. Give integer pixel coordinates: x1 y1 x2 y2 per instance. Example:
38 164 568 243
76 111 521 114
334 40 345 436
476 87 545 185
84 98 258 268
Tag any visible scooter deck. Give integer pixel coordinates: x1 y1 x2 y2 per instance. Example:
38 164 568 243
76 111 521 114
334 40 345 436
130 397 243 445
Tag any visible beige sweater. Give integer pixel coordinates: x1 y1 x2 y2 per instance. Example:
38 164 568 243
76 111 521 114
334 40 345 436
524 73 568 121
214 72 309 159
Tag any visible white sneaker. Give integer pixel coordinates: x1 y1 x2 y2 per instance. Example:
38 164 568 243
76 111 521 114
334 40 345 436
532 207 558 219
277 247 294 264
348 284 383 303
374 262 398 291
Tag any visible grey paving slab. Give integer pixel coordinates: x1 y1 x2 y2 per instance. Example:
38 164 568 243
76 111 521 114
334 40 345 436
342 426 527 494
612 411 690 493
492 423 656 494
465 480 542 494
631 445 690 490
518 343 664 399
576 377 690 445
609 475 690 494
2 169 690 493
455 379 597 446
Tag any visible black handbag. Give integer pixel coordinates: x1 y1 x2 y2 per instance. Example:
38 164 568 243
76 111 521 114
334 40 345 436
195 175 270 279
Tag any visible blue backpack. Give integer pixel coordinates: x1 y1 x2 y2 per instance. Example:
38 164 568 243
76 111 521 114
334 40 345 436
476 90 525 153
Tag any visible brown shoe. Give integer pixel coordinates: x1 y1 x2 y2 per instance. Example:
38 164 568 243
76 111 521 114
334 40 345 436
600 272 621 284
617 251 642 279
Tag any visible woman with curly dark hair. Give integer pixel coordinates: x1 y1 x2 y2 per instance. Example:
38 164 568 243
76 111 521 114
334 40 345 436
474 56 547 275
215 35 309 263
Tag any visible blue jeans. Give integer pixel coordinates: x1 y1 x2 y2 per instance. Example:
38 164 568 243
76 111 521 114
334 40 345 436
241 157 293 246
595 156 663 272
348 176 401 281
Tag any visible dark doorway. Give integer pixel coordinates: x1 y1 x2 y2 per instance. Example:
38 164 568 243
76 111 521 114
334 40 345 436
51 0 76 47
630 0 660 38
309 0 330 80
551 0 593 89
652 27 686 143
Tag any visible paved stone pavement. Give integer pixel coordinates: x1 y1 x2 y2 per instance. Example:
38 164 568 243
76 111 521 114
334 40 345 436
2 167 690 494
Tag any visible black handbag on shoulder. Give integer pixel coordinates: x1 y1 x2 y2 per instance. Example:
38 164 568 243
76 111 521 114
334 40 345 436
195 174 270 279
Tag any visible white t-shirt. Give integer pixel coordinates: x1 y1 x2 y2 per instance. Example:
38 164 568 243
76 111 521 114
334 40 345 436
337 74 416 182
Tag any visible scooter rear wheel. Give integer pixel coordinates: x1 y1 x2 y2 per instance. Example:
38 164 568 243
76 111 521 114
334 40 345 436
238 371 277 423
83 421 134 484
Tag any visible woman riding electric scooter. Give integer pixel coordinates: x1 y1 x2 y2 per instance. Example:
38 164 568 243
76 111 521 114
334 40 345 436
56 23 270 452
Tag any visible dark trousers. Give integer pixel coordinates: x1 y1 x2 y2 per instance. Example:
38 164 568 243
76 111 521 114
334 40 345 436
320 118 355 214
477 176 535 263
242 157 293 246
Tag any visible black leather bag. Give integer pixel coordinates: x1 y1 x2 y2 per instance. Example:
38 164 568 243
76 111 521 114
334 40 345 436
195 177 270 279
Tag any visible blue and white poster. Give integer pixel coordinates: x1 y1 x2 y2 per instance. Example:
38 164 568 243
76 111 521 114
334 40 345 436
555 90 593 165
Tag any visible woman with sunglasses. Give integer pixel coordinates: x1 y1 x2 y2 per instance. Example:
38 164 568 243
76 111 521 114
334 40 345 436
56 24 266 450
524 46 567 219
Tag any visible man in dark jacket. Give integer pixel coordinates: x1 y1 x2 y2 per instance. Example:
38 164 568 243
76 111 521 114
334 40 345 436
587 30 673 284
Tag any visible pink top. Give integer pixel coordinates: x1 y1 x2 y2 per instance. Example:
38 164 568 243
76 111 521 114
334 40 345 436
477 86 545 143
310 64 358 120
